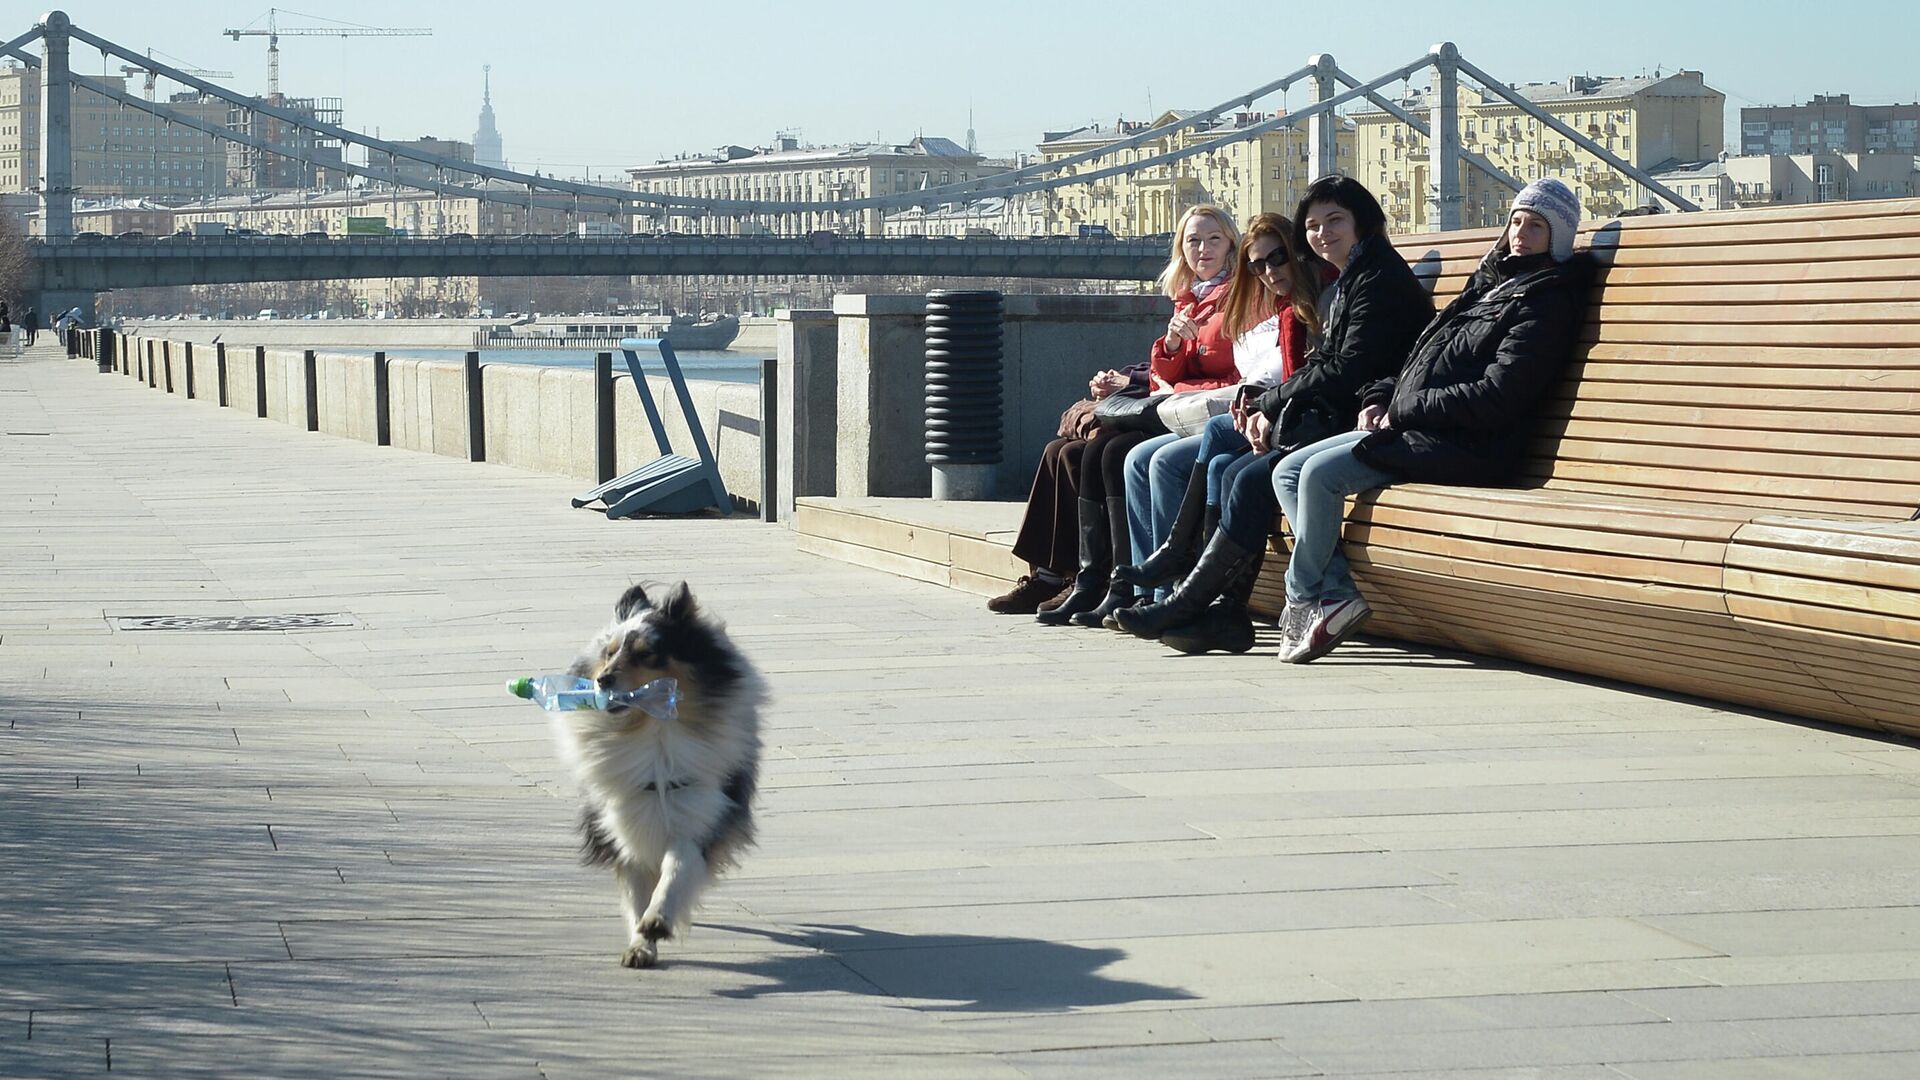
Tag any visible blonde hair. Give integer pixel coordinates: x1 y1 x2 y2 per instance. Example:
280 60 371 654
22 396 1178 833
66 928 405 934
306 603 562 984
1155 205 1242 300
1220 213 1323 342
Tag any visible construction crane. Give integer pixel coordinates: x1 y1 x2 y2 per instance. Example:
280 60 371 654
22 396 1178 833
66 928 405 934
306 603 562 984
120 50 232 100
223 8 431 98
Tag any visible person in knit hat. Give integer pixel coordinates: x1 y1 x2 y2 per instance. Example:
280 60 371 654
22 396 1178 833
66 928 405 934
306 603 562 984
1503 178 1582 263
1263 177 1598 665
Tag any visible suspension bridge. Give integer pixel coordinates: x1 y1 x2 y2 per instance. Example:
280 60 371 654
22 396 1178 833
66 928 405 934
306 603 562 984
5 11 1700 315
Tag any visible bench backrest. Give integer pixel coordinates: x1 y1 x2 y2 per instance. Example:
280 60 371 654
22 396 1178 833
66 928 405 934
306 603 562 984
1392 197 1920 520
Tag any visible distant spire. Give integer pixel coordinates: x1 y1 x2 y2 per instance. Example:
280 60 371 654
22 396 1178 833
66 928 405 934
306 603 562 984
966 102 977 156
474 64 505 168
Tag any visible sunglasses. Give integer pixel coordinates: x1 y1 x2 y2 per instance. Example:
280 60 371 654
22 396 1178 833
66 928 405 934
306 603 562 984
1249 250 1292 274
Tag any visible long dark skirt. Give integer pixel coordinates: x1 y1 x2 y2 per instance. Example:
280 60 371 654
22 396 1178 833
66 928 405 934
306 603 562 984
1010 429 1152 576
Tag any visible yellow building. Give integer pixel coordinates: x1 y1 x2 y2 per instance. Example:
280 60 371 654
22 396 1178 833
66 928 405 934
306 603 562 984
1351 70 1725 232
0 67 229 204
628 136 1000 236
1036 110 1355 236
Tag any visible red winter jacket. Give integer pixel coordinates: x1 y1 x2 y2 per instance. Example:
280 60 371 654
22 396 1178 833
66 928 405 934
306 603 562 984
1150 283 1239 393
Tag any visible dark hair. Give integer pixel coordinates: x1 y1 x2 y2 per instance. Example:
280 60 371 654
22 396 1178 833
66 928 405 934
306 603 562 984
1293 175 1387 252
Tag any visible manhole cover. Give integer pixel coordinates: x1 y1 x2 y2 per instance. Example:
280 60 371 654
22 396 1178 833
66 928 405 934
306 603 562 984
111 614 360 632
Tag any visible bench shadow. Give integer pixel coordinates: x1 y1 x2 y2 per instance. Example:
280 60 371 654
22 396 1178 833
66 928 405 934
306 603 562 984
686 922 1198 1013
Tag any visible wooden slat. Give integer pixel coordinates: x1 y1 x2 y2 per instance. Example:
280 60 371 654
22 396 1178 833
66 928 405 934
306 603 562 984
1349 545 1727 613
1582 322 1920 347
1594 257 1920 286
1597 280 1920 306
1355 503 1730 566
1603 214 1920 248
1534 455 1918 511
1349 521 1724 588
1604 236 1920 267
1591 196 1920 232
1350 565 1868 726
1537 417 1920 462
1532 475 1904 520
1591 301 1920 325
1542 398 1920 439
1564 360 1920 392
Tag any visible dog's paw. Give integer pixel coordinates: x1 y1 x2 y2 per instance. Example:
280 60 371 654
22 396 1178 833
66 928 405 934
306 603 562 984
639 914 673 943
620 941 658 969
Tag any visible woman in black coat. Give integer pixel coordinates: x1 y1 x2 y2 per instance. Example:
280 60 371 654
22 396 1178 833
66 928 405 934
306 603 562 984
1272 178 1596 664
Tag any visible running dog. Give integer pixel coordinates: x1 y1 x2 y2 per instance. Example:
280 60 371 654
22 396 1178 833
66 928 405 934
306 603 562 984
555 581 765 969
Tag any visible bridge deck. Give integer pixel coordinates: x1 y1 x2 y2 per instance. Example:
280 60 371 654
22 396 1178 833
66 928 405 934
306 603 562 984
6 346 1920 1076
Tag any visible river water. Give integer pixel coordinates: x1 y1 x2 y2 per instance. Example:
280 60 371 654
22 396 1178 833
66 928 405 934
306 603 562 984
379 346 768 383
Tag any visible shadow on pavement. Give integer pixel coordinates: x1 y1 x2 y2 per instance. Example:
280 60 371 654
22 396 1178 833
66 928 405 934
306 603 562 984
692 922 1198 1013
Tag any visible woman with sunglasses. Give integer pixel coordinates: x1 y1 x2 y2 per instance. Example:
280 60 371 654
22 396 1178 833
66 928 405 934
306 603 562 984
1114 175 1432 653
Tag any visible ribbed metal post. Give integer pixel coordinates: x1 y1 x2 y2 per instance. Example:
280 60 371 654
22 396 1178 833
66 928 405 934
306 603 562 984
924 289 1003 501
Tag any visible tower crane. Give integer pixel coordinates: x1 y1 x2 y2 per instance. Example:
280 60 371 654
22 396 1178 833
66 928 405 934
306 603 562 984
222 8 431 98
120 50 232 100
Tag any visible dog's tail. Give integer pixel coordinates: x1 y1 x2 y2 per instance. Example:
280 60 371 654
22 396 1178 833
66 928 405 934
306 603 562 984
577 806 620 867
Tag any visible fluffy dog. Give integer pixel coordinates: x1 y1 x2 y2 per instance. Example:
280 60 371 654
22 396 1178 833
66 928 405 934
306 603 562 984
554 581 765 969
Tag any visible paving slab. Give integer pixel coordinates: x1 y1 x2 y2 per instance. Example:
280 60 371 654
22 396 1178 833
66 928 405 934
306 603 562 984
5 352 1920 1076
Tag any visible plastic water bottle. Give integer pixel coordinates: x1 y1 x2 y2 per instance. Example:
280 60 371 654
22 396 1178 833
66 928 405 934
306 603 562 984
506 674 680 720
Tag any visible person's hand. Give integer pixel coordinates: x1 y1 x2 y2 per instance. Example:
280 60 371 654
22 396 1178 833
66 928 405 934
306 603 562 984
1357 404 1391 432
1150 374 1174 393
1245 411 1272 454
1089 370 1128 399
1163 311 1198 351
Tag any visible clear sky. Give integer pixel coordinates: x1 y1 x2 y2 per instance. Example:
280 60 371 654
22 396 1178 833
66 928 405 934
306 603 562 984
19 1 1920 178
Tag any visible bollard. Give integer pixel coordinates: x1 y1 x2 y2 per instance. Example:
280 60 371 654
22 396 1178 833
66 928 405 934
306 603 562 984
96 331 113 374
183 341 195 399
594 351 615 482
923 289 1004 500
760 355 778 523
215 343 228 407
303 349 319 432
162 341 173 393
253 346 267 418
373 351 390 446
465 351 485 462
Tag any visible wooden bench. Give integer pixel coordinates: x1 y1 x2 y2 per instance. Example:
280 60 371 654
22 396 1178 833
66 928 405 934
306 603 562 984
1249 197 1920 739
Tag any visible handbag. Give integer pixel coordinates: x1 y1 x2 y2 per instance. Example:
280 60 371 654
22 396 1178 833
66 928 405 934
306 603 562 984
1092 391 1169 435
1057 398 1101 440
1156 385 1240 438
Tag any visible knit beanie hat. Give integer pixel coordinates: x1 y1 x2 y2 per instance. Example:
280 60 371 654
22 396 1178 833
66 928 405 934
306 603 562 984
1510 178 1580 262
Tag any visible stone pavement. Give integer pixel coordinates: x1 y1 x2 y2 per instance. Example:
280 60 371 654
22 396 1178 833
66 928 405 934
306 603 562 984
5 346 1920 1079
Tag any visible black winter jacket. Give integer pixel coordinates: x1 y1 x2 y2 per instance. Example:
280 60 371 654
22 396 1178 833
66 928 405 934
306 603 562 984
1353 250 1595 484
1249 236 1433 449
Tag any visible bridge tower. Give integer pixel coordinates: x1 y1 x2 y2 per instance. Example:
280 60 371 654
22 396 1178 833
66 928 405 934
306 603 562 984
36 10 73 241
1427 42 1463 232
1306 54 1339 182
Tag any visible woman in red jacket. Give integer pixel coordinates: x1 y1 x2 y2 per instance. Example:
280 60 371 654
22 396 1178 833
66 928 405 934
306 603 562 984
1033 205 1243 626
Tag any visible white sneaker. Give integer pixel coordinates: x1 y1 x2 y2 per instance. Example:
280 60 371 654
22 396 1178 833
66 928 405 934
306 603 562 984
1275 600 1314 656
1283 597 1372 664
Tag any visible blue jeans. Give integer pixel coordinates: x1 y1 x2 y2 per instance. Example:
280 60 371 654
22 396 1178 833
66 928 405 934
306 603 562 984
1123 432 1183 567
1272 430 1396 605
1195 413 1253 506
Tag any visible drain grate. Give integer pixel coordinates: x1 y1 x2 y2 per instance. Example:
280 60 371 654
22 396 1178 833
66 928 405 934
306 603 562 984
111 614 360 632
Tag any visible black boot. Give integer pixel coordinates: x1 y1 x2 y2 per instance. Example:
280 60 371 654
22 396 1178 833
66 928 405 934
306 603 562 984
1112 532 1259 640
1071 497 1136 627
1035 499 1108 625
1162 547 1266 654
1116 463 1207 589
